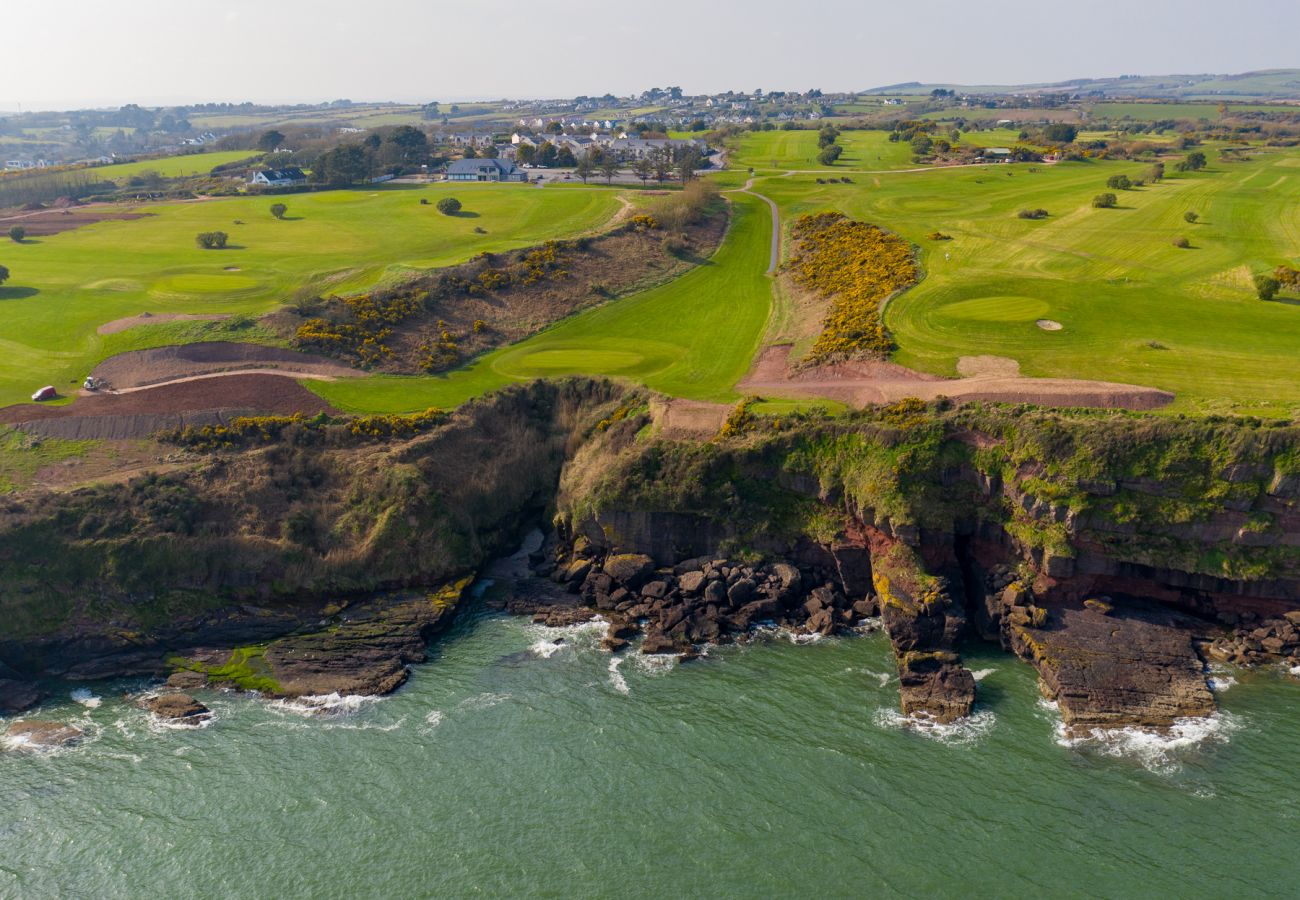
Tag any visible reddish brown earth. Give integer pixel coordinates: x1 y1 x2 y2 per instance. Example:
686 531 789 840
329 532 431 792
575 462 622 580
90 341 361 389
0 374 334 440
739 345 1174 411
96 313 231 336
0 204 152 237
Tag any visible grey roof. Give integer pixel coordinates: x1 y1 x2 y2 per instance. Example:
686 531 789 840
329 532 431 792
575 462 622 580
257 167 306 181
446 158 520 175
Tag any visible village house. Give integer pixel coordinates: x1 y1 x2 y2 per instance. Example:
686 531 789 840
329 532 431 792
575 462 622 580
446 133 496 149
248 167 307 187
445 158 528 182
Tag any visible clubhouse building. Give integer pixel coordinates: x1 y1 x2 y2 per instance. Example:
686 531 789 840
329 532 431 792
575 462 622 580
445 158 528 182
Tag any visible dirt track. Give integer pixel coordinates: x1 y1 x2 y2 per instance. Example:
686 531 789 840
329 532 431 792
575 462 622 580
90 342 361 389
739 346 1174 411
0 373 335 440
0 204 152 237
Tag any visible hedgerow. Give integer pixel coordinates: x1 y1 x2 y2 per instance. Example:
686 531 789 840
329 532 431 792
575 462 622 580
785 212 919 361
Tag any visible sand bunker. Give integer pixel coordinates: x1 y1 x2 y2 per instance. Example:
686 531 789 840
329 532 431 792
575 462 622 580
1036 319 1064 331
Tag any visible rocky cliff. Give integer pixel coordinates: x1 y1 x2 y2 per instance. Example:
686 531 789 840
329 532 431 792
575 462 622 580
1 387 1298 730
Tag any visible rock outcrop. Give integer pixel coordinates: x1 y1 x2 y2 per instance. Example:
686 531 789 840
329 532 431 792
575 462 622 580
145 692 212 723
5 720 83 750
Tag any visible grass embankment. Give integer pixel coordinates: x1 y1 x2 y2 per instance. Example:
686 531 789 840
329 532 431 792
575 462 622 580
313 192 774 412
0 184 622 407
755 149 1300 415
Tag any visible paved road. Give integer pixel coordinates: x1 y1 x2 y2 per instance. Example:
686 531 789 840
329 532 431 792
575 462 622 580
727 177 780 275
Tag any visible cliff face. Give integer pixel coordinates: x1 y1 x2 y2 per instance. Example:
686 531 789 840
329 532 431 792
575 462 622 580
2 388 1298 727
555 402 1300 726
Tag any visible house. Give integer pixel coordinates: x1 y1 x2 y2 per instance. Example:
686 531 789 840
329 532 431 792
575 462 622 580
249 167 307 187
445 158 528 182
447 133 496 149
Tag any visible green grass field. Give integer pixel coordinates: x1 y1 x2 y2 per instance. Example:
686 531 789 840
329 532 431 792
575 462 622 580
729 130 918 172
0 183 621 406
87 150 264 181
312 192 774 412
754 150 1300 415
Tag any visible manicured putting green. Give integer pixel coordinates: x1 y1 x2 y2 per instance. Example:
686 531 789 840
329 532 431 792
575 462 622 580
946 296 1050 322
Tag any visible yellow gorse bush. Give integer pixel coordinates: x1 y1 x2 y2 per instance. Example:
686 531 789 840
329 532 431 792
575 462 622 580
786 212 918 361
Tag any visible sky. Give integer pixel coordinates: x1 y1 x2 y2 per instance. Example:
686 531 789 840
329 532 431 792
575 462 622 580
5 0 1300 110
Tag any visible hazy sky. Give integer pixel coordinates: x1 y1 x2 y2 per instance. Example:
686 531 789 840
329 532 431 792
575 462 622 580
6 0 1299 110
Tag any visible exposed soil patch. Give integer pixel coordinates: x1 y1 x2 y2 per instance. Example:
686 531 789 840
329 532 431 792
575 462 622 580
91 341 361 389
1036 319 1064 331
0 203 152 237
654 397 730 439
0 374 334 440
740 344 1174 410
96 313 231 335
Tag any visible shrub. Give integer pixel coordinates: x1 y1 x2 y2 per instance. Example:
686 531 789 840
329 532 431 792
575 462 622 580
1017 208 1048 219
928 231 952 241
8 225 24 242
195 231 229 249
1254 274 1280 301
1274 265 1300 289
786 212 918 361
1172 236 1190 248
0 263 8 285
1092 193 1117 209
420 197 429 205
1183 211 1199 224
437 197 462 215
817 145 842 166
270 203 287 219
1106 174 1132 190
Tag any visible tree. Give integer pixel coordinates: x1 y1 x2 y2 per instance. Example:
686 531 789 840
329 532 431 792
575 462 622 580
1183 211 1199 224
386 125 428 166
651 148 672 184
0 264 8 285
632 157 653 186
818 145 842 166
1092 193 1117 209
1106 174 1132 190
536 141 559 167
311 144 369 186
1185 151 1207 171
574 152 596 184
599 154 619 184
481 144 499 158
8 226 24 242
257 130 285 152
195 231 229 249
1042 123 1078 144
1148 162 1165 183
436 197 462 216
463 146 477 159
1254 274 1280 301
270 203 288 220
910 134 933 156
516 144 536 166
677 150 701 183
555 145 576 167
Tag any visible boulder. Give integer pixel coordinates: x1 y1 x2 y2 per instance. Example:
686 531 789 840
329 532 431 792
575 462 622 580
896 651 976 724
641 580 670 599
640 631 678 655
678 571 707 594
146 693 211 722
703 580 728 606
6 720 83 750
0 679 42 715
604 554 656 589
165 670 210 690
727 578 758 606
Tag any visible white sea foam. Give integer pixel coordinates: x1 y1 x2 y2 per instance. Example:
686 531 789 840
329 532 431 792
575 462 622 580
524 616 608 658
633 653 677 676
607 656 630 695
1289 664 1300 678
786 630 824 645
1054 712 1241 775
70 688 102 709
146 712 216 733
971 668 998 682
459 692 510 711
269 692 379 717
873 707 996 745
425 710 444 727
530 639 567 659
1207 674 1237 693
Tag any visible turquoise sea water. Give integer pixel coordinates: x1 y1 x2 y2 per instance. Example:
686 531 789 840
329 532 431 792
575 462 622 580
2 590 1298 898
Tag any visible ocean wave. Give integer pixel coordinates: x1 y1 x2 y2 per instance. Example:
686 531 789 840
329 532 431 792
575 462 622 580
971 668 998 682
524 616 609 657
1054 712 1241 775
607 656 630 695
632 653 677 676
269 692 380 717
70 688 102 709
425 710 444 727
1207 674 1237 693
459 691 511 711
873 707 997 745
146 712 216 733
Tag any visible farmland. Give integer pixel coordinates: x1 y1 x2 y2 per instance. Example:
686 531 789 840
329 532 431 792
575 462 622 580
0 184 621 407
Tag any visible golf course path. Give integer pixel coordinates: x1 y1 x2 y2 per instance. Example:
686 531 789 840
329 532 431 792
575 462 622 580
728 177 780 274
93 368 349 396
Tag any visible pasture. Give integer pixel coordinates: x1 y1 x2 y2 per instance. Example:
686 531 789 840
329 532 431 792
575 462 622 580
755 149 1300 415
86 150 262 181
312 192 774 412
0 184 622 407
729 130 917 172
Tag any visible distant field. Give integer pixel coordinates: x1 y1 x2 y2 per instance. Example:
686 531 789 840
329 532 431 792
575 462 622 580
313 192 774 412
87 150 263 181
0 184 622 407
729 130 917 172
755 149 1300 415
1088 102 1287 122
